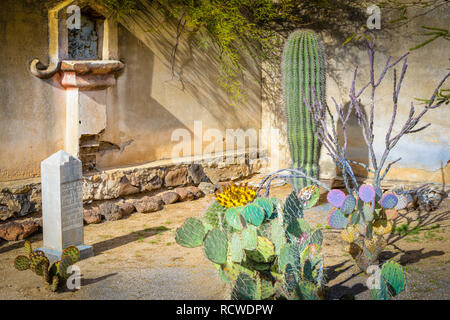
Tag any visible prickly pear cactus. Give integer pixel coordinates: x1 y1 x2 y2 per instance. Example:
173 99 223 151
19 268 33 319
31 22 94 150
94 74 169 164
282 29 326 190
14 255 31 271
13 241 80 292
176 191 326 300
371 261 406 300
325 184 407 299
62 246 80 264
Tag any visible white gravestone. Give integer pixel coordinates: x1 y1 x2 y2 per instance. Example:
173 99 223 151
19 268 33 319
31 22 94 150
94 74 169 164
38 150 93 262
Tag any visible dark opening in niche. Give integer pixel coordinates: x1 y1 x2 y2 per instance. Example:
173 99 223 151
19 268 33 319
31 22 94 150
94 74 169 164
68 8 105 60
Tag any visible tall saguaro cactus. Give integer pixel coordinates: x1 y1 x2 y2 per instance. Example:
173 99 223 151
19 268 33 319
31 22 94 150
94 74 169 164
282 30 326 191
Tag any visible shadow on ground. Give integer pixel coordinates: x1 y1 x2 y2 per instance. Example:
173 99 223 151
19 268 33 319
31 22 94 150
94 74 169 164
92 226 170 255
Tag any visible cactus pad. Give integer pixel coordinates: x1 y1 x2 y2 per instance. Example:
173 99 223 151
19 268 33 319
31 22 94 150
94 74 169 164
222 260 255 281
303 260 315 282
372 219 393 236
380 193 398 209
286 218 311 239
14 255 31 271
358 184 375 203
203 228 228 265
49 275 59 292
279 243 302 271
231 273 259 300
385 209 398 220
270 219 286 255
230 233 244 263
203 200 226 228
328 208 348 229
297 185 320 209
283 191 304 225
394 194 408 210
242 258 272 271
309 229 323 246
36 259 50 282
30 254 49 276
245 236 275 264
241 226 258 250
253 198 274 219
349 211 360 224
175 217 207 248
381 261 406 297
24 240 33 257
362 203 374 222
327 189 346 208
62 246 80 264
57 256 73 279
284 263 299 292
297 281 319 300
260 277 275 300
225 207 244 231
242 204 265 226
340 195 356 215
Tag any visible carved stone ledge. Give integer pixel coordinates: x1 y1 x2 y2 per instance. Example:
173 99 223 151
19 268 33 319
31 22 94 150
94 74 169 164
60 60 125 75
60 60 124 90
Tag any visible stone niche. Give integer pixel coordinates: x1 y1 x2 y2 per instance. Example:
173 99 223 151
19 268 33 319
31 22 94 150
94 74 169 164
30 0 125 172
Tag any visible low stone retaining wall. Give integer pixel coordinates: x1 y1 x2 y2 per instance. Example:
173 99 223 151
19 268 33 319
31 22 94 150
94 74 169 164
0 153 267 241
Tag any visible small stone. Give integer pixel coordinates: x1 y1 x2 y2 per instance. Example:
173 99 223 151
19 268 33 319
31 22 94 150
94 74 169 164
188 164 209 184
151 195 164 206
175 188 195 202
165 167 188 187
185 186 204 199
134 196 163 213
98 202 123 221
118 202 135 217
0 222 23 241
161 192 180 205
0 206 14 221
9 185 32 195
20 220 39 239
83 209 102 224
0 220 39 241
198 182 216 195
118 176 140 196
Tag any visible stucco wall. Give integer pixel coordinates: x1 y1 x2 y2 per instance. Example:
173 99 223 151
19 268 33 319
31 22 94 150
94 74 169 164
97 6 262 169
0 0 448 185
0 0 66 181
263 3 450 184
0 0 262 180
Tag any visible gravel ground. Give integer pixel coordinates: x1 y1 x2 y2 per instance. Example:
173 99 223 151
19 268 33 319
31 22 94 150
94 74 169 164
0 181 448 300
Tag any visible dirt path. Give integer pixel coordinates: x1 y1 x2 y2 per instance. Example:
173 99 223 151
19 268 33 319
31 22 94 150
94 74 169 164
0 182 448 300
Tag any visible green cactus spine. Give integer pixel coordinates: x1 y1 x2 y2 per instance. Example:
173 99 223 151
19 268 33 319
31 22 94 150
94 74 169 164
282 29 326 190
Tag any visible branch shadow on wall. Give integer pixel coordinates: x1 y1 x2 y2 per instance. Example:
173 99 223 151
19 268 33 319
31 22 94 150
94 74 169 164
97 25 194 168
116 1 262 131
335 101 370 185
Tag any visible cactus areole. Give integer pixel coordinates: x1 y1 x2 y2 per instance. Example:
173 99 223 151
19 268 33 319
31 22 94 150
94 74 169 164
282 29 326 190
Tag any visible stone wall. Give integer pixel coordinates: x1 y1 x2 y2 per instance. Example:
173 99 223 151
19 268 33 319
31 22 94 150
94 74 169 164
0 151 267 240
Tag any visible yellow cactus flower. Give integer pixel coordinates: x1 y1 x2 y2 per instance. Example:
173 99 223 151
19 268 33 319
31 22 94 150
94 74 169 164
372 219 392 236
215 182 257 208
